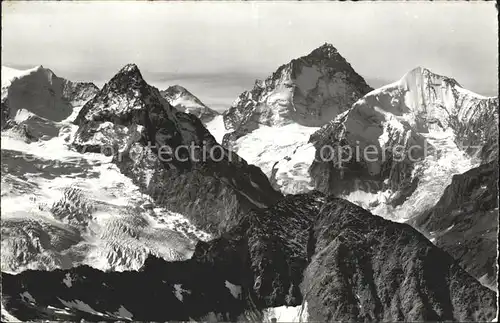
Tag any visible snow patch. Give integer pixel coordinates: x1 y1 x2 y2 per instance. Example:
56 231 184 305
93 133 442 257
58 298 105 317
115 305 133 320
1 305 21 322
174 284 184 302
263 301 308 322
225 280 242 299
62 273 73 287
20 291 36 303
173 284 191 302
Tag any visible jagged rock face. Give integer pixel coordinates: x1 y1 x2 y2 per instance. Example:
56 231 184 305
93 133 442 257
73 64 282 235
222 43 373 145
0 66 99 130
0 260 247 322
310 105 428 202
192 192 326 309
161 85 219 123
1 119 38 143
302 197 497 322
411 160 499 290
309 67 498 206
2 193 495 322
61 79 99 107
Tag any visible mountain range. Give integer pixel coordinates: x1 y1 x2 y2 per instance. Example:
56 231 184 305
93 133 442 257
0 43 498 322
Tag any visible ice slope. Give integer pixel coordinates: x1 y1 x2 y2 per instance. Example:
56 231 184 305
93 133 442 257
1 65 98 123
232 123 320 194
1 108 209 273
359 67 498 162
341 129 476 222
205 115 228 144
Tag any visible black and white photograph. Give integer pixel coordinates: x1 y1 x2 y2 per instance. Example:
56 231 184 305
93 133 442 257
0 1 498 322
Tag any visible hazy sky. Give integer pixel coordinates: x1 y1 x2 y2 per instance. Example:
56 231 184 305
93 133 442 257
2 1 498 111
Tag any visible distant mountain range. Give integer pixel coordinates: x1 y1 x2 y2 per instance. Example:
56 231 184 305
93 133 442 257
0 42 498 322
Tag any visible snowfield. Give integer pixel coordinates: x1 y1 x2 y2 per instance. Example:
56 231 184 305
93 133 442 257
232 123 320 194
1 109 210 273
205 114 228 144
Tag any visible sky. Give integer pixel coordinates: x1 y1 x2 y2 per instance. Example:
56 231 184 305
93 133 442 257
2 1 498 111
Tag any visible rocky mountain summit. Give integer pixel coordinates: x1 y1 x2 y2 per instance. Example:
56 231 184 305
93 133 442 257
222 43 373 145
73 64 282 235
160 85 219 123
219 44 373 194
2 193 496 322
1 65 99 136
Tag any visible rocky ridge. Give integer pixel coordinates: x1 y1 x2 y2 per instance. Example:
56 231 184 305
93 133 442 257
73 64 282 235
411 160 499 290
1 193 496 322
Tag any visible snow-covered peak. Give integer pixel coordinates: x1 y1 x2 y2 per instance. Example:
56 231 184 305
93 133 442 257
160 85 219 123
2 65 50 88
357 66 498 147
1 65 99 129
222 43 373 145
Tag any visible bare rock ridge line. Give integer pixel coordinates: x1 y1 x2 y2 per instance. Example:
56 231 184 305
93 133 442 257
160 84 219 124
411 160 499 290
72 63 282 235
1 193 496 321
222 43 373 146
303 197 496 322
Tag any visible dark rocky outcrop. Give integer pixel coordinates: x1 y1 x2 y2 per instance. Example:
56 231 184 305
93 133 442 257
0 193 325 322
303 197 497 322
2 193 496 322
411 160 499 290
72 64 282 235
